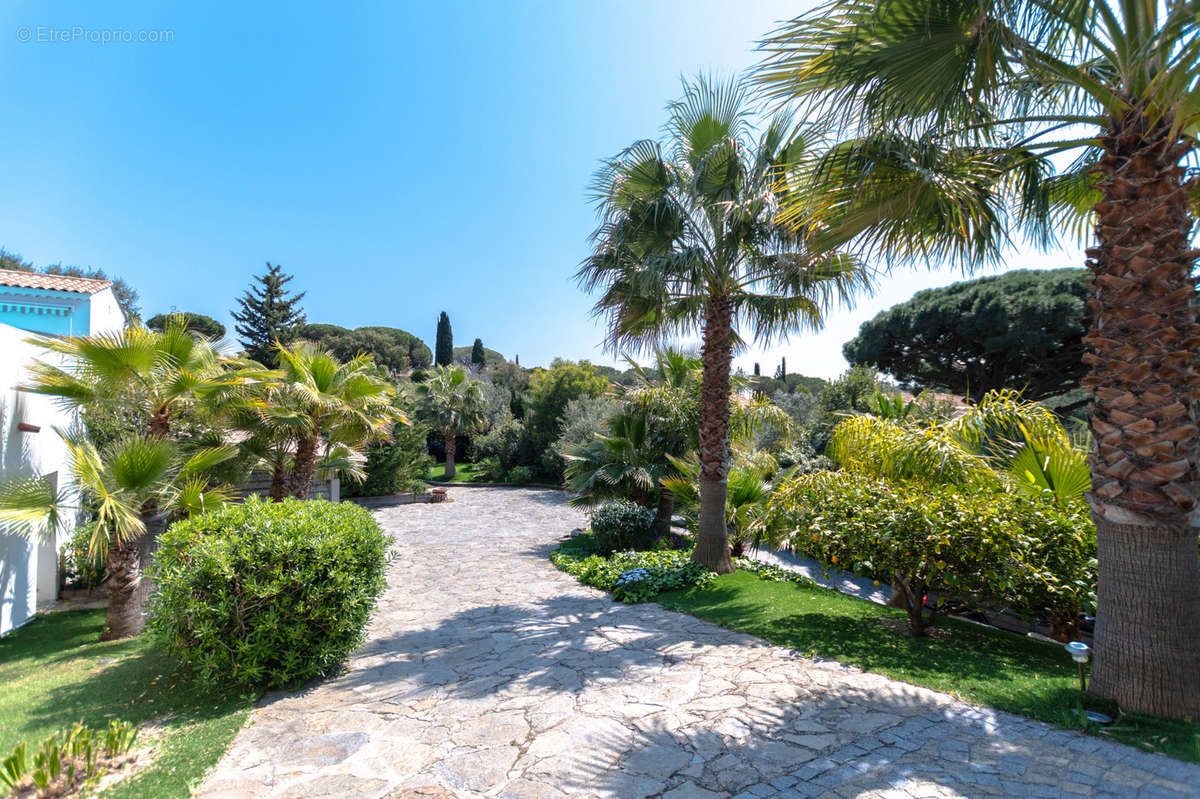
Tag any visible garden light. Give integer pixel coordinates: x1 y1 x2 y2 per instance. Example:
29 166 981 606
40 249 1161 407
1063 641 1113 725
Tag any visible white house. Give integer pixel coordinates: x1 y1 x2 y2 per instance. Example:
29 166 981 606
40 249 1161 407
0 270 125 635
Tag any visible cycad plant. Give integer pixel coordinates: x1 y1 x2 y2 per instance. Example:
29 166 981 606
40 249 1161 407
579 75 871 573
754 0 1200 716
0 432 233 639
411 365 487 480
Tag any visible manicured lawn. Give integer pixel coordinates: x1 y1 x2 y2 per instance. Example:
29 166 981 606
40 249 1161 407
0 609 254 798
426 462 489 482
656 570 1200 763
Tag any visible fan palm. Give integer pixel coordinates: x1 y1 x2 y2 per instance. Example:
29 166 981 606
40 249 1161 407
662 454 772 557
755 0 1200 718
0 432 234 639
411 365 487 480
24 314 248 438
579 75 871 573
564 411 665 507
274 342 400 497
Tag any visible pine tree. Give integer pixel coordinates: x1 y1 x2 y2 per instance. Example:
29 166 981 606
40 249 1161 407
470 338 486 366
232 263 307 365
435 311 453 367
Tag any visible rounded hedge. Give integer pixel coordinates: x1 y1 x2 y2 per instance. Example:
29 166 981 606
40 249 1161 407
147 497 392 688
589 500 656 554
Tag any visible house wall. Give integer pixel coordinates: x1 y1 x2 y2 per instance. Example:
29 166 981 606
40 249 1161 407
0 288 88 336
0 324 77 636
87 287 125 334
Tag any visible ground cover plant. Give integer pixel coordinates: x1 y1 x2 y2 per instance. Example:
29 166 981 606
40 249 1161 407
550 531 711 603
0 610 252 799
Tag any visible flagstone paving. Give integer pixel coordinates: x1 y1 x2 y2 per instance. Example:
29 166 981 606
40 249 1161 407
198 487 1200 799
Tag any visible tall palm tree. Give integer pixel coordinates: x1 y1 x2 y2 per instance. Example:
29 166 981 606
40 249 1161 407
754 0 1200 716
274 342 399 498
411 365 487 480
579 75 870 573
0 432 233 639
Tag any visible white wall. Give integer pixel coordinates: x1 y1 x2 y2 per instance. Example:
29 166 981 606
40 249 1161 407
0 324 77 636
88 287 126 335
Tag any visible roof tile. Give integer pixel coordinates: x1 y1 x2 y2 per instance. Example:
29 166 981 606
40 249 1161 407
0 269 112 295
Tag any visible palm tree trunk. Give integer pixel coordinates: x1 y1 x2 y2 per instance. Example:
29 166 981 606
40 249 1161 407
289 433 319 499
269 451 289 500
100 510 164 640
444 431 457 480
692 295 735 574
1083 110 1200 719
652 488 675 540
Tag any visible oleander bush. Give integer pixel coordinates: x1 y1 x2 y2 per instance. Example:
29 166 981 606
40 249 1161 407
762 471 1096 636
589 500 656 554
550 534 714 602
148 497 391 688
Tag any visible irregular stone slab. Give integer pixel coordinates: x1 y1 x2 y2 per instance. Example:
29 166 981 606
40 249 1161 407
196 487 1200 798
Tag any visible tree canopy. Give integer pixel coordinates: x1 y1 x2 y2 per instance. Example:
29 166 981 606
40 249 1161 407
435 311 453 367
844 269 1089 399
146 311 226 340
454 343 504 367
232 263 307 365
296 323 431 373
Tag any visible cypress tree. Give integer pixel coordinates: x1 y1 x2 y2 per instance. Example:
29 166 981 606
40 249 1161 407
753 362 760 376
435 311 453 366
470 338 486 366
232 262 307 365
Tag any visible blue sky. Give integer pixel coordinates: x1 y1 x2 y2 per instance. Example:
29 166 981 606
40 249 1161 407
0 0 1083 377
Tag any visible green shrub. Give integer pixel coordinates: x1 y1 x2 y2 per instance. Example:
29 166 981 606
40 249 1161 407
589 500 656 554
762 471 1096 635
147 497 391 688
508 465 534 484
342 422 432 498
474 417 532 472
60 522 106 590
550 535 714 602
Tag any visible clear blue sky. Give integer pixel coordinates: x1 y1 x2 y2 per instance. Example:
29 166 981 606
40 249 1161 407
0 0 1083 377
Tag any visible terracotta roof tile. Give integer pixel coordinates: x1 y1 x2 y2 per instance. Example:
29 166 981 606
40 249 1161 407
0 269 112 295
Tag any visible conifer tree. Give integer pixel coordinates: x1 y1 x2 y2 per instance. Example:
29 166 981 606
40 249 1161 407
435 311 453 367
470 338 486 367
232 262 307 365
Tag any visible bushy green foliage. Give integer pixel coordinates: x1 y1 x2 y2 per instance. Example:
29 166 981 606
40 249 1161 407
763 471 1096 634
550 535 714 602
526 360 610 470
342 422 432 497
474 417 533 472
844 269 1088 399
60 522 105 590
589 500 656 554
508 465 534 484
148 498 391 688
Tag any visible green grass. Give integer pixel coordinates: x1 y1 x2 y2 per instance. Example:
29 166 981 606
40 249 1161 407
655 571 1200 762
0 609 254 798
425 462 489 482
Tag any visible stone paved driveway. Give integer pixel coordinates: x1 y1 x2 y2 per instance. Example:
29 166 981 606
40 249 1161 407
198 487 1200 799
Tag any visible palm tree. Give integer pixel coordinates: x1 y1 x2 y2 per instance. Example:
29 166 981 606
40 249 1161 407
754 0 1199 716
412 365 487 480
25 314 247 438
564 411 665 508
662 454 772 558
0 432 233 639
579 76 871 574
274 342 399 498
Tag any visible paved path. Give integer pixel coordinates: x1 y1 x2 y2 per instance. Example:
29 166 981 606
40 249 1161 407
199 487 1200 799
